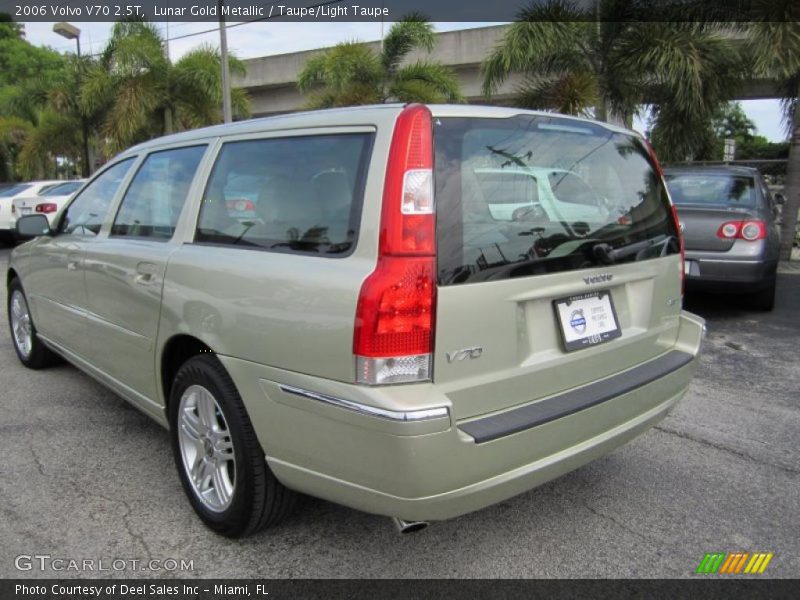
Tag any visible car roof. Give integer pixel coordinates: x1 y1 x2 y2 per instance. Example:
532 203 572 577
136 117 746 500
120 104 639 157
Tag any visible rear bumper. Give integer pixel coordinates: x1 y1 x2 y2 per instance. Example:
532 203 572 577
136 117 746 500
221 311 705 522
685 253 776 292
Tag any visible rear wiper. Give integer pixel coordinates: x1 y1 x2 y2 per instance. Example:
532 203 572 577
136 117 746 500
592 235 674 265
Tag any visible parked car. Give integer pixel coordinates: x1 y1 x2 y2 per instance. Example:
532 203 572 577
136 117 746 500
12 180 86 228
7 104 705 537
0 180 63 243
663 166 781 310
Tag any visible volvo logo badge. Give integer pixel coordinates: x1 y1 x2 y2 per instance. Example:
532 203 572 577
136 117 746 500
583 273 613 285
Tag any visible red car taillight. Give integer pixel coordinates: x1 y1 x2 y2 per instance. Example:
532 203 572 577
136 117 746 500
717 220 767 241
353 104 436 385
643 138 685 296
36 203 58 214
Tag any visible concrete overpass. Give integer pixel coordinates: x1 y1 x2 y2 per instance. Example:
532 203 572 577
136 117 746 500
232 24 782 116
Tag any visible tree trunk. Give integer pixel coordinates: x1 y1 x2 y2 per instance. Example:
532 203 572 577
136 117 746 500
779 84 800 261
164 107 174 135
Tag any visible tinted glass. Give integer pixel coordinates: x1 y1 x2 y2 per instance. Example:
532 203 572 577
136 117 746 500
60 159 134 236
0 183 32 197
434 116 679 285
196 133 373 255
665 173 756 207
112 146 205 241
41 181 84 197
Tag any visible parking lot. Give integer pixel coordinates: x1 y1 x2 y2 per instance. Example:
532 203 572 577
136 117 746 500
1 244 798 579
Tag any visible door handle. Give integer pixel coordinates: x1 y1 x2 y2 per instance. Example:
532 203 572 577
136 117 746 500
135 262 159 286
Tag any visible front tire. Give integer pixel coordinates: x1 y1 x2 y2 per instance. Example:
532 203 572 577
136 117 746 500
7 278 59 369
169 354 296 537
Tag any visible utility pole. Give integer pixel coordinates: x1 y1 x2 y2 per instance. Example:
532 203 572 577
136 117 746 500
218 0 232 123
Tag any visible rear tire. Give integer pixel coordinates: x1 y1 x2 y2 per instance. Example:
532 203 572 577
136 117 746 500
7 278 60 369
169 354 296 537
749 280 776 311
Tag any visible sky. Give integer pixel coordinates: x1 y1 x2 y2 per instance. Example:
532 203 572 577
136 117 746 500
21 20 787 142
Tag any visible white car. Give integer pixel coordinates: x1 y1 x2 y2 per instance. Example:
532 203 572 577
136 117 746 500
12 179 86 228
0 180 63 242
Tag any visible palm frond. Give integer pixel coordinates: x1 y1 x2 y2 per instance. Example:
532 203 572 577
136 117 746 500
381 14 436 75
513 71 598 116
389 61 464 103
481 10 591 98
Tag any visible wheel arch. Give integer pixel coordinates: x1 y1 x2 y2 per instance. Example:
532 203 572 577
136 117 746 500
160 334 214 410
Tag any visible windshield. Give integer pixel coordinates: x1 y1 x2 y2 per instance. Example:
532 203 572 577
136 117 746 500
41 181 83 197
0 183 33 197
434 115 679 285
664 173 756 207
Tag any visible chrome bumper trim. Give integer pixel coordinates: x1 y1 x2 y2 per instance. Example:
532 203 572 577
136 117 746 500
279 385 450 422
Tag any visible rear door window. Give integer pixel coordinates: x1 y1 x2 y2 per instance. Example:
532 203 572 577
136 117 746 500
434 116 679 285
195 133 373 256
111 145 206 241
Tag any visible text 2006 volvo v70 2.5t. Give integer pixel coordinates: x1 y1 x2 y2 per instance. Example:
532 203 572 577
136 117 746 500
7 104 705 537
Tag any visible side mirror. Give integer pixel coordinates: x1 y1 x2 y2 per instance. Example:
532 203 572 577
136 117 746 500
774 193 785 205
16 214 52 240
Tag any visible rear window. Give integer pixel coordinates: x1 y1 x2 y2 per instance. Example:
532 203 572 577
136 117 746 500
664 173 756 207
0 183 32 197
434 115 679 285
41 181 83 197
195 133 373 256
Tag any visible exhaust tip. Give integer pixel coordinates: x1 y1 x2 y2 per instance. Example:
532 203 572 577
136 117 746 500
392 517 429 534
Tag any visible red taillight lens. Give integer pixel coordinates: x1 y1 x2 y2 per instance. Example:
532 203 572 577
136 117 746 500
354 105 436 385
226 198 255 212
644 136 684 296
353 256 435 357
36 203 58 213
716 220 766 241
671 204 685 295
380 104 435 256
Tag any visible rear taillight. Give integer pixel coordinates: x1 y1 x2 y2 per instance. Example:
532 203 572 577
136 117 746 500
36 203 58 214
717 220 767 241
226 198 255 212
354 104 436 385
643 137 685 296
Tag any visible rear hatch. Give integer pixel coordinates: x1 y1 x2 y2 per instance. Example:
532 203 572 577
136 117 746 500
664 171 757 252
432 113 683 419
12 196 43 217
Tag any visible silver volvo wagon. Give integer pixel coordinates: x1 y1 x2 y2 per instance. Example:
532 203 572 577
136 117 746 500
7 105 705 537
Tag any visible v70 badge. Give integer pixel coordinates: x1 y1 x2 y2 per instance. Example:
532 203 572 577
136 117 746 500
446 347 483 363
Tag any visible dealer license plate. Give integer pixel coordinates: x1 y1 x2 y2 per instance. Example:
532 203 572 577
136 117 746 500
553 290 621 352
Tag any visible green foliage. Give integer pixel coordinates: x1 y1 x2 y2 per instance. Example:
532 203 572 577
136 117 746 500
89 22 250 154
483 1 743 161
298 16 463 108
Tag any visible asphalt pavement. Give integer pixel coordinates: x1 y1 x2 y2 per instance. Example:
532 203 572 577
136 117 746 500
1 245 798 579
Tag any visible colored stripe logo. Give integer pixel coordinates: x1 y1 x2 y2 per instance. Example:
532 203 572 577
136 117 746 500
696 552 773 574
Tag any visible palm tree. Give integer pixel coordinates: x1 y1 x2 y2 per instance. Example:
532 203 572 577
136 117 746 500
81 21 250 155
747 4 800 260
298 14 463 108
481 1 741 161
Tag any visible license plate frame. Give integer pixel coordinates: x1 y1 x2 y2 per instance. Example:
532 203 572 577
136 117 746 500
553 290 622 352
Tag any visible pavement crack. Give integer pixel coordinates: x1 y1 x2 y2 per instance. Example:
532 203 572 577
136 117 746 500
654 425 799 476
30 446 46 476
